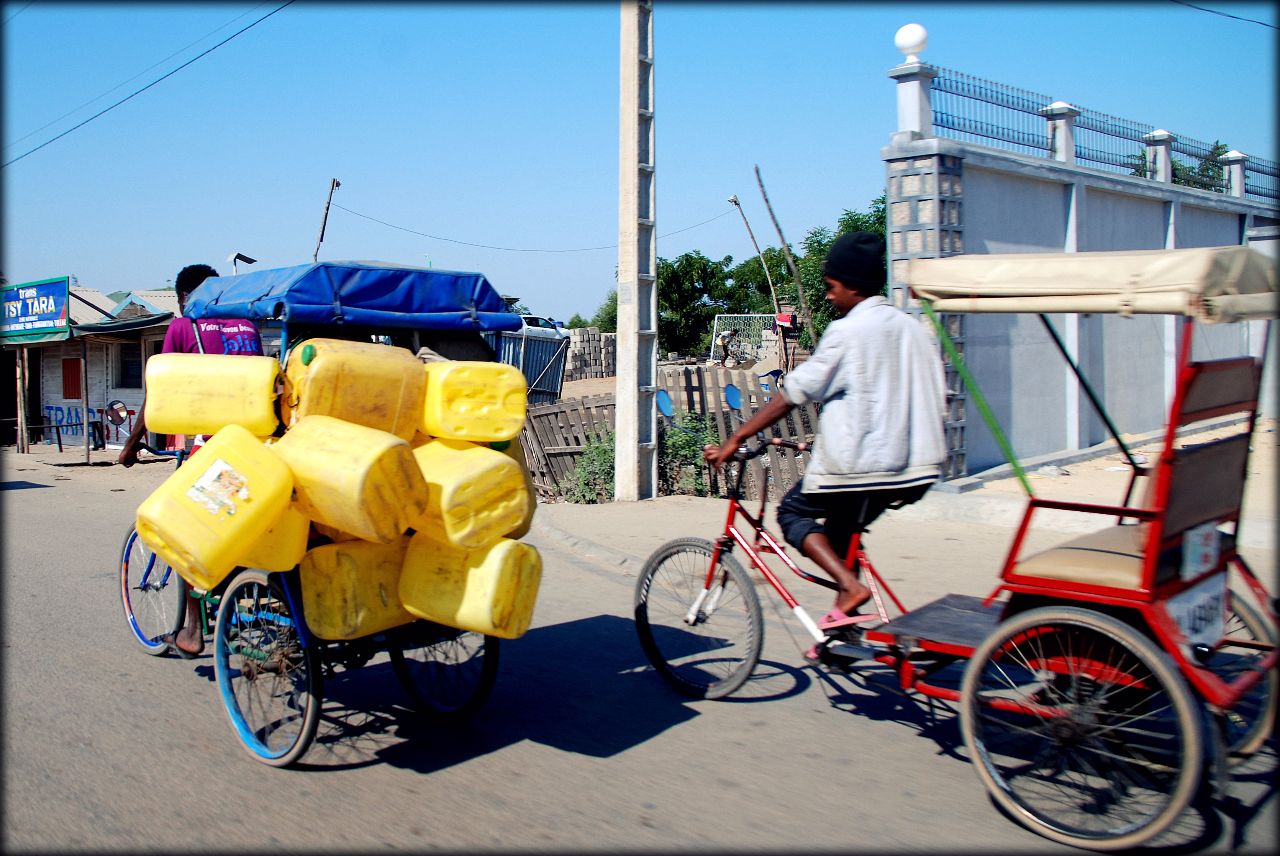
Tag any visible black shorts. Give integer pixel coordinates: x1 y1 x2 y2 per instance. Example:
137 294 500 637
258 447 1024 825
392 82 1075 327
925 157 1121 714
776 481 931 557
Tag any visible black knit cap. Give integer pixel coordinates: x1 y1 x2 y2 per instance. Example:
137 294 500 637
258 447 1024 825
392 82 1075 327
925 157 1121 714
822 231 887 292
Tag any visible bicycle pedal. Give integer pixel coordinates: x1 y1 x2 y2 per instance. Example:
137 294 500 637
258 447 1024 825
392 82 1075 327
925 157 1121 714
821 640 878 663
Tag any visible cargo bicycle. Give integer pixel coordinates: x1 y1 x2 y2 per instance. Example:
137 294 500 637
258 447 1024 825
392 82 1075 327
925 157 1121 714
117 261 528 766
634 246 1279 850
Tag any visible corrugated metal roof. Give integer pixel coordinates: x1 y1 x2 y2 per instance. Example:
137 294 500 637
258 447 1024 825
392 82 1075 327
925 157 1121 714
112 290 180 318
68 288 116 324
132 290 180 314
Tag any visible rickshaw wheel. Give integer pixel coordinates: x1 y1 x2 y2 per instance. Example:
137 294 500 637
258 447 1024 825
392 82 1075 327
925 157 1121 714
213 569 321 767
960 606 1202 851
119 525 185 656
1205 593 1278 761
389 621 499 720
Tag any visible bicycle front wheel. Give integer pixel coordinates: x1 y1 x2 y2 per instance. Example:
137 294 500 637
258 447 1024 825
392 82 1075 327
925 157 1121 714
634 537 763 699
960 606 1202 850
119 526 185 656
389 621 499 720
213 569 321 767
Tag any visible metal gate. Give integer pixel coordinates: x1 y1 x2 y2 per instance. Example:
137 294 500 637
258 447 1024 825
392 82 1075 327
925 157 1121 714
483 331 570 405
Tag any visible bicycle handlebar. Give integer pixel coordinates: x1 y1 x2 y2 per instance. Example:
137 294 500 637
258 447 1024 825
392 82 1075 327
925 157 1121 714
135 441 185 460
731 436 809 462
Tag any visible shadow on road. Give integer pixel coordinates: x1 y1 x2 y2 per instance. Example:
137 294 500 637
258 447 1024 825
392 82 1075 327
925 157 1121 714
284 614 702 773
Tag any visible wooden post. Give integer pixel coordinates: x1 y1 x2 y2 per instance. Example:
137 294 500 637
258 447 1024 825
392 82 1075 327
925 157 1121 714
15 345 28 453
81 338 90 464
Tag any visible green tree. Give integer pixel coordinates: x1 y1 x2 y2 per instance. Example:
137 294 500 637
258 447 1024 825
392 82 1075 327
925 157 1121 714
1130 141 1229 193
566 313 589 328
657 250 730 357
774 193 887 344
725 246 789 313
590 289 618 333
1177 140 1228 192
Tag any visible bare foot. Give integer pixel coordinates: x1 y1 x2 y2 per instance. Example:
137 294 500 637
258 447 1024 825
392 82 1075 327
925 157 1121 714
174 626 204 656
834 582 871 616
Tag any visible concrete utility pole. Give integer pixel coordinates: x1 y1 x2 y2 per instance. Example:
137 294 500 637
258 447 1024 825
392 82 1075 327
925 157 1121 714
615 0 657 501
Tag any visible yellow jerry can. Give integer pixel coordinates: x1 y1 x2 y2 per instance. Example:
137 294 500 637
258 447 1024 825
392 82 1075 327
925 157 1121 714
490 435 537 539
269 415 428 544
135 424 293 590
420 360 527 443
237 503 310 571
282 338 425 442
399 533 542 639
143 353 281 437
410 438 529 549
310 521 361 544
299 537 416 641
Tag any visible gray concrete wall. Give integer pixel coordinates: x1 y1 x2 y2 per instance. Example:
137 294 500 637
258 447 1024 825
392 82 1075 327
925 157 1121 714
885 136 1279 476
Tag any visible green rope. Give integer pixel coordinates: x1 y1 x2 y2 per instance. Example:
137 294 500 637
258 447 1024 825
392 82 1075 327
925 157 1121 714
921 300 1034 497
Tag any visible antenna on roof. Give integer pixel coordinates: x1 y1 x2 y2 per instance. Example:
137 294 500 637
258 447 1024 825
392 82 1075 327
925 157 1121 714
313 178 342 263
227 252 258 275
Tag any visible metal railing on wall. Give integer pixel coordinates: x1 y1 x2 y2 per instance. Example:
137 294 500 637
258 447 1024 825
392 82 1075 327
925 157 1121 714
1244 155 1279 203
930 66 1270 202
931 66 1051 157
1074 106 1153 175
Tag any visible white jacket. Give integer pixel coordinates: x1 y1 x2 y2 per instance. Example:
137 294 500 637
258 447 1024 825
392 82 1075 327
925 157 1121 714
782 296 947 492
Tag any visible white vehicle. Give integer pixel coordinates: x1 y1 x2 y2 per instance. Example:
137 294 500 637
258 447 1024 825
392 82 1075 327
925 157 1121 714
519 315 568 339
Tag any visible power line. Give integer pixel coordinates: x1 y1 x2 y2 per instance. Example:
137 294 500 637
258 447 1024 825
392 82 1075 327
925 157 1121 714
6 3 275 151
1167 0 1278 29
2 1 295 168
333 203 734 253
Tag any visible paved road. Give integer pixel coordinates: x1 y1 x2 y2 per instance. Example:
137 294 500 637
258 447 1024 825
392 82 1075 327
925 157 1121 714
2 449 1275 852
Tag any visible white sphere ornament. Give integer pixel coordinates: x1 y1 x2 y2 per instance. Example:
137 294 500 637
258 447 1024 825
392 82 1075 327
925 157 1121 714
895 23 927 63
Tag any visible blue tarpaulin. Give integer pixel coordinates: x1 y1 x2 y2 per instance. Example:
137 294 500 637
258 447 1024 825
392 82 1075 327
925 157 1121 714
184 261 521 332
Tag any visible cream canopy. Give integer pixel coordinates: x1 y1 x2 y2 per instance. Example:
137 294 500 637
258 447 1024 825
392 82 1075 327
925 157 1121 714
906 245 1277 323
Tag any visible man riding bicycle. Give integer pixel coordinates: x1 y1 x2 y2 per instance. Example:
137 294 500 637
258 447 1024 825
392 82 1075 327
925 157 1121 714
704 231 947 634
118 262 263 655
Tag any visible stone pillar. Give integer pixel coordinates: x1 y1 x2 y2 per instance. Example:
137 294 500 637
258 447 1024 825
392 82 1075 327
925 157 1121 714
1143 129 1176 183
615 0 658 501
888 63 937 145
1221 150 1248 198
889 20 936 144
1040 101 1080 164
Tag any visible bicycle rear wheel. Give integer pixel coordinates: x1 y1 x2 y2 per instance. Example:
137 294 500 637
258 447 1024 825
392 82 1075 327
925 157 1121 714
960 606 1202 850
1204 592 1277 760
213 569 321 767
634 537 763 699
389 621 499 719
119 525 185 656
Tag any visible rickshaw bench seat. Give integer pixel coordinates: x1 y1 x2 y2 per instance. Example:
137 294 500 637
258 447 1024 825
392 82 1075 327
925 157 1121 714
1014 524 1235 591
1014 525 1147 589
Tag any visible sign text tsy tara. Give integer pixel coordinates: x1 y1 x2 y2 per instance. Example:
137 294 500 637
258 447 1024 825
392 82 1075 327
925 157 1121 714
2 277 70 339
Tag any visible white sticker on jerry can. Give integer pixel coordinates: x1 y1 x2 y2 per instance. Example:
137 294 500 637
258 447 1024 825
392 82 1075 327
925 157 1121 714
185 458 250 516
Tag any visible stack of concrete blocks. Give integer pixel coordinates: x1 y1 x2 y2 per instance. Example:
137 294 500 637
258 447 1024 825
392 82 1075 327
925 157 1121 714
564 327 617 381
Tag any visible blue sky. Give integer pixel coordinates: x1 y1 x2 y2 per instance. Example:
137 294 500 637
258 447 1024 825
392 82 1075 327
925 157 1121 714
3 1 1276 321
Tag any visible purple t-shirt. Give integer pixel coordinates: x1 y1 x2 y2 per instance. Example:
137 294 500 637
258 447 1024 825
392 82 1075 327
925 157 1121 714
162 317 263 356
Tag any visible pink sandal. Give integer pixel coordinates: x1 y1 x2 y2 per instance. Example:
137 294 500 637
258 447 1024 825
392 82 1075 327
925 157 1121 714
817 609 878 631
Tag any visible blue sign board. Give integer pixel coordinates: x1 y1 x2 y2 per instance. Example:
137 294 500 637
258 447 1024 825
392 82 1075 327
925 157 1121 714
2 277 71 341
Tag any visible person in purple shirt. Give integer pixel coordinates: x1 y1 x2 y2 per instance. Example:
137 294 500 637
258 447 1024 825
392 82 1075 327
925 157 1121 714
119 263 263 655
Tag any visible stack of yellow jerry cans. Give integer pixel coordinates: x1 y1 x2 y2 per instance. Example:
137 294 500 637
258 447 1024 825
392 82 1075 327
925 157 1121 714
133 338 542 642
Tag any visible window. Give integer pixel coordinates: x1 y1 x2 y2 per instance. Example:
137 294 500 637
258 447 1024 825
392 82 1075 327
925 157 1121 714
116 342 143 388
61 358 81 399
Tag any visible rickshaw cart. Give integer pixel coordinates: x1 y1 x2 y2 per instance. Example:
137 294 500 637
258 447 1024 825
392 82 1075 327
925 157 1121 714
821 245 1279 850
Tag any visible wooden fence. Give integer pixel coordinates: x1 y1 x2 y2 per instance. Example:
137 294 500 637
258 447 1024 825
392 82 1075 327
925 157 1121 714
519 365 820 501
